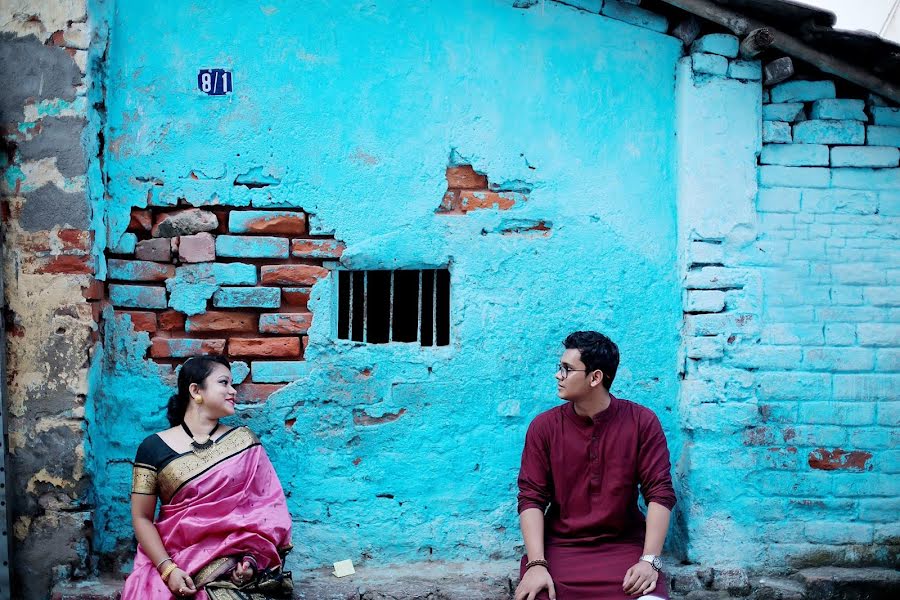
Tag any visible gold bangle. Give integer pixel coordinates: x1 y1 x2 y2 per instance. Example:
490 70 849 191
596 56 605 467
155 557 173 571
160 562 178 582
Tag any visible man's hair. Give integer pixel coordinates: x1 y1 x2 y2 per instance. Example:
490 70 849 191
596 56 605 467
563 331 619 390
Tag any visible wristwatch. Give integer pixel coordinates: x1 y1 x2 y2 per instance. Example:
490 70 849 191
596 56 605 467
639 554 662 571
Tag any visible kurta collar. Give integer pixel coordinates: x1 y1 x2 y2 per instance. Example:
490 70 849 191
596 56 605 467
563 394 619 429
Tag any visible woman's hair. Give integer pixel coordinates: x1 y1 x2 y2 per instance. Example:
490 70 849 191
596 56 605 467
166 355 231 426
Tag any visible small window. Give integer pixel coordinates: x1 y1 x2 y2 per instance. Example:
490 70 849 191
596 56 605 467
336 269 450 346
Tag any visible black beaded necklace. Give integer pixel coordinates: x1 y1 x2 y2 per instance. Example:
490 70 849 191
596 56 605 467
181 421 220 452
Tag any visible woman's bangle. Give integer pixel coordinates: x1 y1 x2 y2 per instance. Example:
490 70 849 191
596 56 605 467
155 557 173 571
525 558 549 572
160 562 178 582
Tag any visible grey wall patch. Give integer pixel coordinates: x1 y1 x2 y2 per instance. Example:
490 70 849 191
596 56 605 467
0 33 82 124
18 117 87 177
21 184 90 231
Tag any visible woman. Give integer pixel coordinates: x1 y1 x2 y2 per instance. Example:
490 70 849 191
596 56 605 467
122 355 293 599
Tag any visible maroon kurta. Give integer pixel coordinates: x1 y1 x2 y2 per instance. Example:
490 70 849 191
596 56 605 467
517 395 676 599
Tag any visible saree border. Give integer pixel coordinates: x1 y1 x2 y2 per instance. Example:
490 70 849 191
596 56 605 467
158 427 260 503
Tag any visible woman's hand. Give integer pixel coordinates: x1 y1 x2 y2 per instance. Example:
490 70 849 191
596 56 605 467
231 559 256 586
167 568 197 596
515 565 556 600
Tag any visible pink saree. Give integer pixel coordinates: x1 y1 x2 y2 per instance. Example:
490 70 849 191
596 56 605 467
122 428 292 600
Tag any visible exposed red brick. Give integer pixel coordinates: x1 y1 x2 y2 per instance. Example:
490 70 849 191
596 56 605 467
228 337 301 358
116 310 157 333
135 238 172 262
48 30 66 46
261 265 328 286
259 313 312 334
352 457 362 466
82 279 105 300
438 191 460 213
158 310 186 331
808 448 873 472
57 229 92 252
241 214 306 235
353 408 407 426
458 190 516 211
186 311 257 333
742 427 774 446
235 383 283 404
285 418 296 429
290 239 345 259
35 254 93 275
150 337 226 358
446 165 488 190
129 209 153 232
281 287 311 307
178 232 215 263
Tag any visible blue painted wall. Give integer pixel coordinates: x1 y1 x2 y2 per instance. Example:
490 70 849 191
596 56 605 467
87 0 683 569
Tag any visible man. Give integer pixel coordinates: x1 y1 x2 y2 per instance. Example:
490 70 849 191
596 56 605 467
515 331 676 600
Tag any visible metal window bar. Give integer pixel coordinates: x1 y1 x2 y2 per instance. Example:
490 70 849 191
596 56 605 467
362 271 368 344
432 270 437 347
388 271 394 343
416 270 422 344
347 271 354 342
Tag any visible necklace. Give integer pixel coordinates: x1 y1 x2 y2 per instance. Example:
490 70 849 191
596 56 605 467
181 421 221 453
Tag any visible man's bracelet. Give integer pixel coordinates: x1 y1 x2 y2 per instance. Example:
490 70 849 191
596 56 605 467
524 558 549 572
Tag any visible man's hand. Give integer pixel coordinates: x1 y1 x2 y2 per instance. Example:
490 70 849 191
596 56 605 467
515 565 556 600
623 560 657 596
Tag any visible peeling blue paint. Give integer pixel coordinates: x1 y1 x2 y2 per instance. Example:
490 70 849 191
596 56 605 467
88 0 683 573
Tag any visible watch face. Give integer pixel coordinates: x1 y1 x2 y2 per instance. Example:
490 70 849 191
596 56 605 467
652 557 662 570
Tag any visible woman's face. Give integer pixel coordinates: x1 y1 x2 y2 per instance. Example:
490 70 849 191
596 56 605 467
197 363 237 418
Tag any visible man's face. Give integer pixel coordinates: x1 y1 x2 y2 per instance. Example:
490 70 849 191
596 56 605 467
555 348 594 401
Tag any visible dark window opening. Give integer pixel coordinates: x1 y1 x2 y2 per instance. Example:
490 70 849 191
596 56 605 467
336 269 450 346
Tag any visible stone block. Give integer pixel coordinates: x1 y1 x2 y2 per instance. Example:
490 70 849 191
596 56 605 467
228 337 301 358
759 166 829 188
864 287 900 307
867 125 900 146
212 287 281 308
805 521 873 544
689 241 724 265
830 146 900 168
108 284 167 309
872 106 900 126
113 310 157 333
178 232 216 263
770 80 836 103
291 239 345 258
600 0 668 32
107 259 175 282
152 208 218 237
729 345 802 370
214 263 257 285
857 323 900 347
282 287 312 306
686 336 724 359
691 52 728 76
809 99 866 121
727 59 760 80
261 265 329 286
755 371 830 401
135 237 171 261
216 235 289 258
757 188 801 212
108 232 137 254
763 121 792 143
185 311 258 333
259 312 313 334
760 144 828 166
793 120 865 145
251 360 308 383
685 290 725 313
691 33 739 58
228 210 307 235
803 347 874 372
763 103 805 122
859 497 900 522
801 189 877 214
831 167 900 190
150 337 226 358
799 401 876 425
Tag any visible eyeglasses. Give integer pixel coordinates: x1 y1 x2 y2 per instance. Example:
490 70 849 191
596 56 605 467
557 363 588 378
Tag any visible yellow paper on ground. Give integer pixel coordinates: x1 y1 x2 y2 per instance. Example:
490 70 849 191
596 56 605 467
333 559 355 578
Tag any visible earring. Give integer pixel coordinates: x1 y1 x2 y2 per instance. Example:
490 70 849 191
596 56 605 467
194 395 204 405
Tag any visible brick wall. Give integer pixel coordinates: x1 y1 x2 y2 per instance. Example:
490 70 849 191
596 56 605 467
679 42 899 569
0 3 99 598
106 204 342 396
